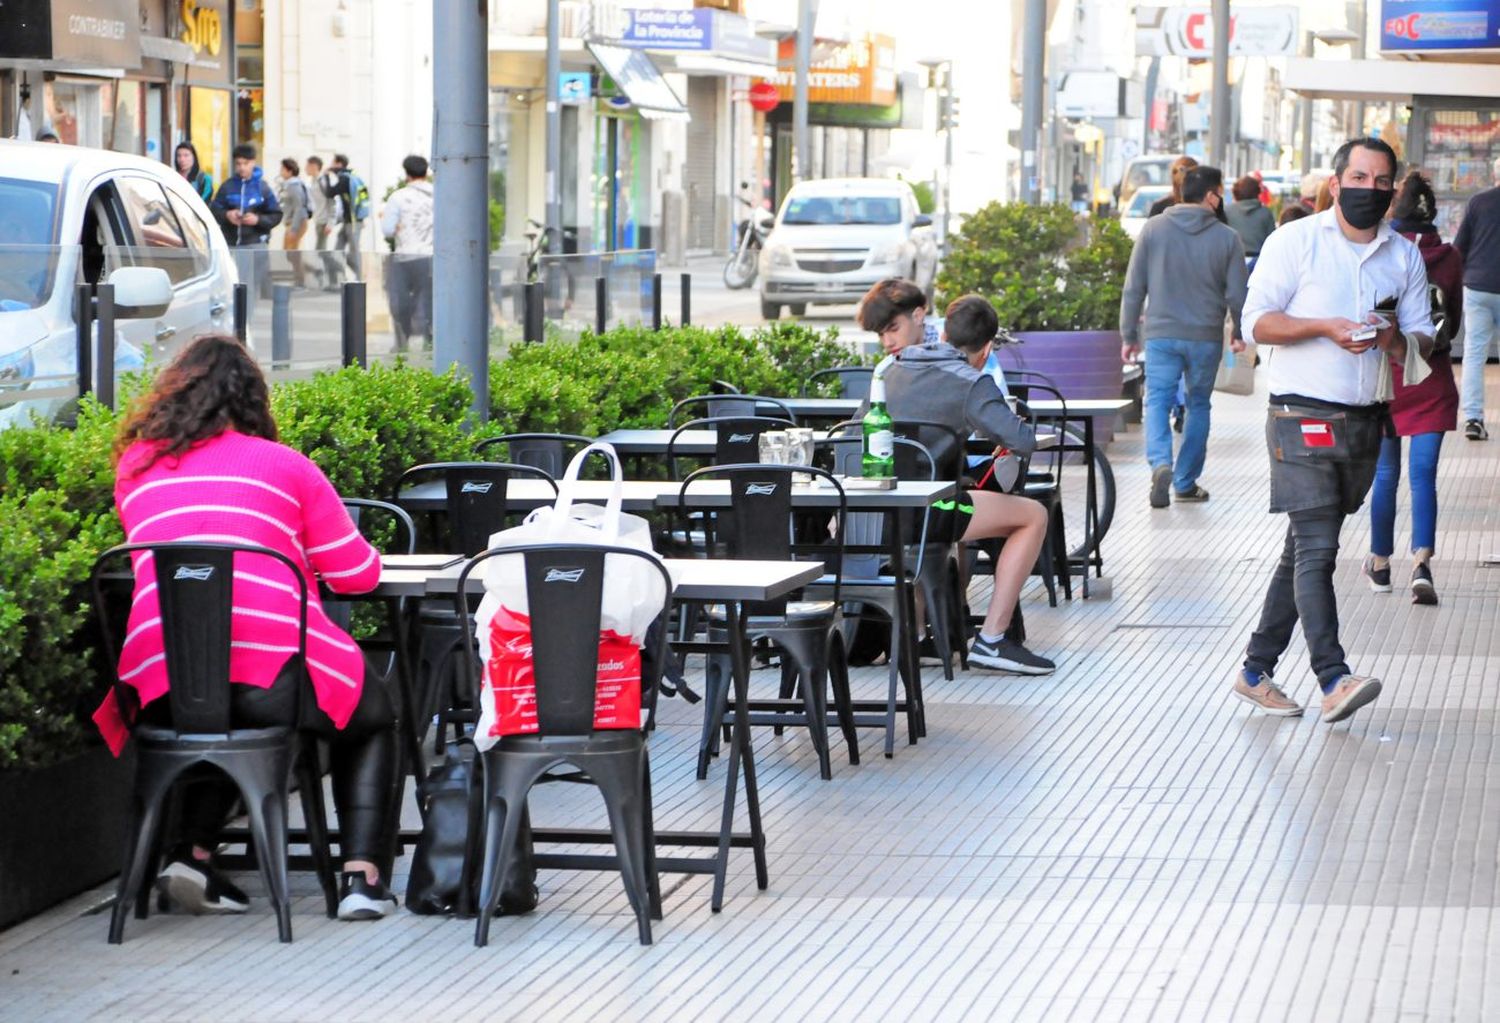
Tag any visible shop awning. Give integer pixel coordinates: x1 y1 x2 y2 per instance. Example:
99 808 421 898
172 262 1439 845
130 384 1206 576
1285 57 1500 101
587 42 690 121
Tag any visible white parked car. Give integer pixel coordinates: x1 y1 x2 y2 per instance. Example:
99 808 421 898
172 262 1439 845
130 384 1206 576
757 178 938 320
1120 185 1171 241
0 140 237 428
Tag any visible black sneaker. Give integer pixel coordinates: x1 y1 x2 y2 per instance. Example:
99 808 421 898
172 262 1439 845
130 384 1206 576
1411 562 1438 605
1363 556 1392 593
1465 418 1488 441
338 871 398 921
968 636 1055 675
156 854 249 915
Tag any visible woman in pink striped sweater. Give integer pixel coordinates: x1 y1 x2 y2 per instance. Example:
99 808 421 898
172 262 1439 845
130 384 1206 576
107 334 399 920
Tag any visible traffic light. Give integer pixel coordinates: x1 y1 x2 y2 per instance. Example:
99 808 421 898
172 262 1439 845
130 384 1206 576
947 96 961 131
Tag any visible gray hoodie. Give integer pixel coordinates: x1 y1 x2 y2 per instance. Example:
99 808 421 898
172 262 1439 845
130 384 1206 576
883 343 1037 476
1119 202 1247 345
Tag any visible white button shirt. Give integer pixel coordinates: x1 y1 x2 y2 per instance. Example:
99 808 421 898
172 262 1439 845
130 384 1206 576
1243 210 1436 405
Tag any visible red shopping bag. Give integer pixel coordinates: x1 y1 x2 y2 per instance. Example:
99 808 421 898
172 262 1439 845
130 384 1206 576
484 605 642 737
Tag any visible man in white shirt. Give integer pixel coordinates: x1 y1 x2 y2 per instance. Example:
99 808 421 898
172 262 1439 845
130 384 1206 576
380 155 435 351
1231 137 1436 725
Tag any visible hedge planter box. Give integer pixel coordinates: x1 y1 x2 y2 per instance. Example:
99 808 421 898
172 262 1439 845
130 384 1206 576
0 746 134 930
999 329 1127 446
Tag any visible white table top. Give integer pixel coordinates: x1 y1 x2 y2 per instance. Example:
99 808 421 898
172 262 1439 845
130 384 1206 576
416 556 824 602
657 477 955 509
400 475 955 512
399 477 663 511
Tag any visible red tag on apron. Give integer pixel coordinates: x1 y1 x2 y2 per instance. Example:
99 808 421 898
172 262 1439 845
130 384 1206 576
1300 419 1335 448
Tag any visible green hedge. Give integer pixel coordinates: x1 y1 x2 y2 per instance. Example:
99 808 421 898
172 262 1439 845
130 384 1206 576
0 324 852 770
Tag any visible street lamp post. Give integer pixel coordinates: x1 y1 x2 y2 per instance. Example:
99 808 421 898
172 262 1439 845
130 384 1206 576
1208 0 1230 168
793 0 816 181
1019 0 1046 203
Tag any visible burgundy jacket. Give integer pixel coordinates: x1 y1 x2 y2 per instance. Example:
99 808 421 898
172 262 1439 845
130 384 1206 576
1391 224 1461 436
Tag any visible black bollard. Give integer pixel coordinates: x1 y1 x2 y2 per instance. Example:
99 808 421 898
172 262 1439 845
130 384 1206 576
341 281 367 368
652 272 662 330
75 283 94 400
680 272 691 326
233 282 249 342
95 283 115 411
271 284 292 371
525 281 543 343
595 275 607 335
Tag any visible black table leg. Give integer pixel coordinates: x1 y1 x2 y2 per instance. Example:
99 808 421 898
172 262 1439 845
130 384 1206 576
713 600 768 911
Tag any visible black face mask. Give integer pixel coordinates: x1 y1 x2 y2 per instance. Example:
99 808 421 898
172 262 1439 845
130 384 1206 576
1337 186 1394 230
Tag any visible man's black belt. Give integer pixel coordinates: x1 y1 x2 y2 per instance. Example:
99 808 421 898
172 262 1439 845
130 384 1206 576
1269 393 1390 419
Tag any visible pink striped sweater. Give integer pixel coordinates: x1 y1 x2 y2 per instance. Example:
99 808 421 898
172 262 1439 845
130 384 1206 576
96 429 380 748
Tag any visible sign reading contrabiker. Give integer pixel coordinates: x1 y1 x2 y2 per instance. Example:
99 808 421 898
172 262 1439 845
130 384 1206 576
1135 5 1300 57
1380 0 1500 52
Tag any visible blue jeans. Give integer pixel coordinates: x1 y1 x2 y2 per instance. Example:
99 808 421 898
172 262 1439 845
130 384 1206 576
1144 338 1221 492
1461 287 1500 421
1369 432 1443 557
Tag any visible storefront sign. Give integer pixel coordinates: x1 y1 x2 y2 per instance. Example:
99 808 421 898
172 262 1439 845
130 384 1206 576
767 34 897 106
1135 5 1299 57
609 7 774 63
180 0 224 57
0 0 141 67
178 0 232 87
1381 0 1500 51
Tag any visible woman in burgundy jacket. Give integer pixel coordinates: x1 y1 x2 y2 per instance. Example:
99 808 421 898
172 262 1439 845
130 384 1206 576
1366 171 1463 605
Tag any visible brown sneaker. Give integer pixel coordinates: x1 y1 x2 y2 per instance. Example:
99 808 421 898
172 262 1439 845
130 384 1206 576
1320 675 1382 724
1231 667 1303 716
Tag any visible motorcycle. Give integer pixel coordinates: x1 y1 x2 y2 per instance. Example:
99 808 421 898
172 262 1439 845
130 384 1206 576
723 188 774 290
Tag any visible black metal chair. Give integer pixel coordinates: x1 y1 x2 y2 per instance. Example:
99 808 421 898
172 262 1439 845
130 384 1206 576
324 498 416 636
675 463 857 781
668 393 795 428
996 376 1073 605
473 433 593 479
456 543 674 946
91 542 336 944
394 462 560 753
803 365 874 400
665 415 792 483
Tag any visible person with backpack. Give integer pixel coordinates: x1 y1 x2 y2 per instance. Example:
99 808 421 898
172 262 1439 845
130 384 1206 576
1364 170 1462 605
174 141 214 203
210 143 283 318
380 155 435 351
321 153 370 281
276 157 313 288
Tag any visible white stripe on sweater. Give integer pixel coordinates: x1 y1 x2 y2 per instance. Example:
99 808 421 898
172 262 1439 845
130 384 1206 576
306 529 362 556
318 548 377 580
132 504 300 540
120 475 300 514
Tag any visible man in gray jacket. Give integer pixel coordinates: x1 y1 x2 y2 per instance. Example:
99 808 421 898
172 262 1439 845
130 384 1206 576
1119 165 1248 508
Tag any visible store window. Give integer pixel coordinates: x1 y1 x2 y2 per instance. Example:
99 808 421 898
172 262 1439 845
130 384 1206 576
45 80 106 148
236 0 265 155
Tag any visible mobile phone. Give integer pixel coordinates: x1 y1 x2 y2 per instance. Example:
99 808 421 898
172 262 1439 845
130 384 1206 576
1350 325 1378 343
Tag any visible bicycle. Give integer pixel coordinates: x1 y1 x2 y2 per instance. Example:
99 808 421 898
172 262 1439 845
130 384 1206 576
510 220 577 327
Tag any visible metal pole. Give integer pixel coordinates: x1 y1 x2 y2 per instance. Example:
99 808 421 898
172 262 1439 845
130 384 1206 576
341 282 367 368
545 0 563 254
75 283 93 401
1300 31 1314 175
95 283 115 411
1019 0 1046 203
594 275 607 335
943 61 955 251
433 0 490 420
1209 0 1230 167
793 0 815 182
652 272 663 331
680 272 691 326
271 283 292 370
233 282 248 342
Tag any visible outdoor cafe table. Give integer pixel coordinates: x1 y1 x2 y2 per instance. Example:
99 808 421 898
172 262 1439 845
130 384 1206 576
420 555 823 911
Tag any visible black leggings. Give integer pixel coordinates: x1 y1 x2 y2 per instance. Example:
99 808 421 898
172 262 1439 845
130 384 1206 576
144 657 397 865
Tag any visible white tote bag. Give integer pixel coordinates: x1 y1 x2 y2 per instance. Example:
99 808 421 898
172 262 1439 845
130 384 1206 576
471 443 669 748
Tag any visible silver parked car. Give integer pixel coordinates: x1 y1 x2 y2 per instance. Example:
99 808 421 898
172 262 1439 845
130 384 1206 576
0 140 238 428
757 178 938 320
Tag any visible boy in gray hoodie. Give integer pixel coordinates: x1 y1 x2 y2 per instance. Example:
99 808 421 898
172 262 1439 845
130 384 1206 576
1119 165 1248 508
870 292 1055 675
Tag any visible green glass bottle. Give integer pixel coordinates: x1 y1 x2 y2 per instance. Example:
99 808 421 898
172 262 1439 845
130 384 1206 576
861 375 895 478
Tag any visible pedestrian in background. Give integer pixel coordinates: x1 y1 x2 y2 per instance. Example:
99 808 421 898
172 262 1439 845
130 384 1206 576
1278 204 1311 227
1232 137 1436 724
321 153 367 281
1225 174 1276 259
1070 172 1089 214
380 155 434 351
276 157 312 289
175 141 214 203
1120 165 1248 509
1314 177 1334 213
1148 155 1198 217
1452 156 1500 441
210 143 282 318
307 155 342 290
1366 170 1463 605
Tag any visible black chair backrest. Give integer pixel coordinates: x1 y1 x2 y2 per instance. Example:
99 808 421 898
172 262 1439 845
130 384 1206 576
456 544 674 737
678 462 846 610
668 415 792 479
473 433 592 479
325 498 415 631
669 393 795 428
91 542 309 735
395 461 558 555
804 365 874 400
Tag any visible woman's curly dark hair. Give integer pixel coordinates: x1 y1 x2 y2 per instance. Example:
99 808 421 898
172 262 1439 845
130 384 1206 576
1392 169 1437 226
115 334 277 472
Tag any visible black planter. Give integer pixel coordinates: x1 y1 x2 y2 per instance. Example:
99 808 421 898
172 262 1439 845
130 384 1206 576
0 745 134 930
